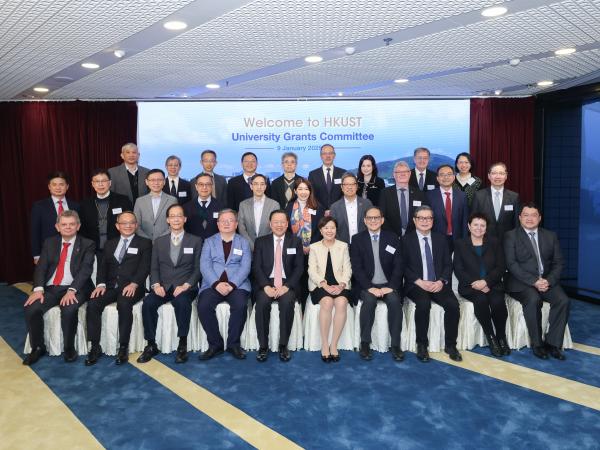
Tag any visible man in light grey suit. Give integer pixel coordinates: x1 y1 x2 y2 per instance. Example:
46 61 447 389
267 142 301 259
191 150 227 202
108 143 150 205
237 174 279 250
133 169 177 241
330 173 373 244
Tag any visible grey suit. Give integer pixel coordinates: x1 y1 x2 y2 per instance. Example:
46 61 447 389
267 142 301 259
237 196 279 250
191 172 227 202
329 196 373 244
133 193 177 241
108 163 150 204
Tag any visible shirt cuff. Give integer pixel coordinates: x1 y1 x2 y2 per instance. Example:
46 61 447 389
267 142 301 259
33 287 44 292
97 283 106 288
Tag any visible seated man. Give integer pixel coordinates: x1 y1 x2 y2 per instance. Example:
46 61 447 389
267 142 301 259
350 207 404 362
402 206 462 363
252 210 304 362
137 205 202 364
85 211 152 366
23 210 95 365
198 209 251 360
133 169 177 241
504 202 570 360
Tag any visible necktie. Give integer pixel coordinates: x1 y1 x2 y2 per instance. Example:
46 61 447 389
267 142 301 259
285 178 294 202
200 201 208 229
372 234 379 242
418 172 424 191
210 174 216 198
172 235 180 246
529 232 543 276
170 179 176 196
326 168 332 192
399 188 408 231
444 192 453 235
493 191 501 220
52 242 71 285
247 177 252 186
117 238 128 263
423 237 436 281
274 238 283 288
57 199 64 215
201 201 207 209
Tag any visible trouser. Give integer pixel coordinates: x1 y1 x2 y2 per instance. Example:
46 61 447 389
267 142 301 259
254 286 296 349
461 289 507 338
198 288 249 349
408 285 459 347
142 288 197 342
359 288 403 347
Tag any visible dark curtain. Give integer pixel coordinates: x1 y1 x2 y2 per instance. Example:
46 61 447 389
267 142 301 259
0 101 137 284
470 97 535 202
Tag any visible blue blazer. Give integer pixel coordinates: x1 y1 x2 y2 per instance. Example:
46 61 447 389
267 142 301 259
426 187 469 242
30 197 79 258
199 233 251 293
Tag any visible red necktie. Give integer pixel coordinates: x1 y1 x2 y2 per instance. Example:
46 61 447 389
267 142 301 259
57 199 64 215
444 192 453 235
53 242 71 285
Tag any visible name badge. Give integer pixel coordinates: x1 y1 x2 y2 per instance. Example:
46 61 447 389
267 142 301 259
385 245 396 255
308 208 317 216
427 185 435 190
334 178 342 185
183 247 194 254
127 247 138 254
233 248 243 256
286 248 297 255
112 208 122 214
213 212 219 218
178 191 187 198
504 205 513 211
412 200 422 207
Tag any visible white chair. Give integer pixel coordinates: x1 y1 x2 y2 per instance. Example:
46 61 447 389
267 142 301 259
98 300 145 355
303 297 355 351
152 299 203 353
401 298 445 352
456 297 488 351
197 301 252 352
352 300 392 353
244 302 304 351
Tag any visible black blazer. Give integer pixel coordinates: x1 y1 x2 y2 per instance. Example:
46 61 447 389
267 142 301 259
308 166 346 209
33 234 95 293
150 233 203 290
401 230 452 292
284 200 324 244
426 187 469 241
30 197 79 258
97 234 152 289
453 236 505 296
379 186 428 236
227 174 271 212
471 187 521 241
409 169 439 192
357 177 385 206
270 174 303 209
79 193 133 249
190 172 227 203
183 197 222 240
163 178 193 205
252 232 304 294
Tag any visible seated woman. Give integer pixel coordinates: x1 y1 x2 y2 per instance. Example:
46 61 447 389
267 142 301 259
357 155 385 206
453 212 509 357
308 216 352 362
453 152 482 207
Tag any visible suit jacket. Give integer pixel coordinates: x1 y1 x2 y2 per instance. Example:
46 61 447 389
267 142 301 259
426 187 469 241
308 166 346 209
409 169 439 192
453 236 505 296
401 231 452 292
183 197 222 240
108 163 150 204
163 178 193 205
97 234 152 289
33 234 95 293
271 173 303 209
471 187 520 240
30 197 79 258
199 233 251 293
227 174 271 212
307 239 352 291
504 227 563 293
150 233 202 290
133 193 178 241
284 200 324 244
79 193 133 249
329 196 373 244
379 185 428 236
252 232 304 294
237 196 280 250
191 172 227 203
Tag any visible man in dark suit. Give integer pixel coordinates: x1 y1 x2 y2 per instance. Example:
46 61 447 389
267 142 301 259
79 169 132 255
23 210 95 365
227 152 271 211
471 162 520 241
329 173 373 243
409 147 439 192
252 210 304 362
137 204 203 364
504 203 570 360
307 144 346 211
380 161 427 237
426 164 469 252
191 150 228 202
163 155 192 204
350 207 404 362
108 143 149 205
271 152 303 209
402 205 462 363
84 211 152 366
183 173 223 239
31 171 79 264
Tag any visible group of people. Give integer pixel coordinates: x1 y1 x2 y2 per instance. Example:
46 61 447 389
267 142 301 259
23 142 571 366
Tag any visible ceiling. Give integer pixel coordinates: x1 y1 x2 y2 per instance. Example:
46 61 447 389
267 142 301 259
2 0 600 100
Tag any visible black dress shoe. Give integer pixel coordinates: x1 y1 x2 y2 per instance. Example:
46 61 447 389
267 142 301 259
391 346 405 362
330 353 340 363
278 345 291 362
227 346 246 360
115 346 129 365
22 346 46 366
416 344 430 362
199 347 224 361
175 347 188 363
359 342 373 361
498 337 511 356
137 344 159 363
256 347 268 362
321 353 331 363
85 345 102 366
486 335 503 358
64 348 78 363
444 346 463 362
547 345 566 361
532 346 549 360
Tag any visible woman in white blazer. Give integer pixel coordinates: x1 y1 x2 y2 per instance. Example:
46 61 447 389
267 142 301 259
308 216 352 362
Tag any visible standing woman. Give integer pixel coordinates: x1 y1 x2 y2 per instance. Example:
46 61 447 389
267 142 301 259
453 152 482 206
308 217 352 362
357 155 385 206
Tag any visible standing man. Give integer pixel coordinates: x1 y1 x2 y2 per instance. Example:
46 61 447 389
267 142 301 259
137 204 203 364
252 210 304 362
85 211 151 366
504 203 570 360
183 173 223 239
409 147 438 192
163 155 192 205
271 152 302 209
350 207 404 362
227 152 271 212
108 143 149 205
329 173 373 244
308 144 346 211
191 150 227 202
402 206 462 363
198 209 252 360
237 174 280 251
471 162 521 241
31 171 79 264
23 211 95 365
133 169 177 241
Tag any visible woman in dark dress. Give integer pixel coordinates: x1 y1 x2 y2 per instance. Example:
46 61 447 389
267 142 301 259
453 152 482 207
357 155 385 206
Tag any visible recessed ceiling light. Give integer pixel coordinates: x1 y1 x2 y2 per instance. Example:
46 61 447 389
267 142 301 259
555 47 576 56
394 78 409 83
537 80 554 87
33 87 49 93
114 50 126 58
304 55 323 63
206 83 220 89
481 6 507 17
81 62 99 69
163 21 187 31
344 46 356 55
53 75 74 82
337 92 343 96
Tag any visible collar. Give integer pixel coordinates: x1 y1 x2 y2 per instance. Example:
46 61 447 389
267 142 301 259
491 186 504 195
150 191 162 198
51 195 65 203
170 230 185 240
120 234 134 241
522 227 539 235
253 196 265 204
273 233 285 244
416 230 431 240
168 176 179 182
96 192 110 199
344 196 357 204
61 237 75 244
125 164 138 173
198 196 211 205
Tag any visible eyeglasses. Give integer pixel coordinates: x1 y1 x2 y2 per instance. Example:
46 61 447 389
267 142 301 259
92 179 110 184
168 214 185 218
415 216 433 222
490 171 507 176
196 182 213 187
202 159 216 164
117 221 136 226
342 183 357 187
218 219 236 224
394 170 410 174
438 173 455 178
147 178 164 183
365 216 382 221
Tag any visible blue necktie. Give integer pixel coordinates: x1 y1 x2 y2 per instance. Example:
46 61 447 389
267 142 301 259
419 172 424 191
399 188 408 230
423 236 436 281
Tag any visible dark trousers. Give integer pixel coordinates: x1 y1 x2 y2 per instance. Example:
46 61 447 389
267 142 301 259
359 289 403 347
24 285 87 351
254 285 296 349
509 285 570 348
298 258 309 311
198 288 248 349
461 289 507 339
408 285 459 347
86 287 145 346
142 288 198 342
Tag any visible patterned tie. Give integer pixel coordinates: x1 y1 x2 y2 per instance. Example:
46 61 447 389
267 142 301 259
57 199 64 215
170 179 176 196
274 238 283 288
52 242 71 285
172 234 180 246
418 172 424 191
326 168 332 192
285 178 294 203
117 238 128 263
423 237 436 281
529 232 543 276
493 190 501 220
200 201 208 229
444 192 453 235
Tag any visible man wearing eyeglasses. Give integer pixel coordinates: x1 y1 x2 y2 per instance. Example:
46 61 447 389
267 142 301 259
183 173 223 239
329 173 373 244
133 169 177 241
402 205 462 363
308 143 347 210
191 150 227 202
350 207 404 362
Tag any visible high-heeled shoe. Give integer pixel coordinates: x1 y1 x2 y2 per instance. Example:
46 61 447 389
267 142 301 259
330 353 340 363
321 353 331 363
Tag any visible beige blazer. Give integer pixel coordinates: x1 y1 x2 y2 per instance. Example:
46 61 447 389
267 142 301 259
308 239 352 291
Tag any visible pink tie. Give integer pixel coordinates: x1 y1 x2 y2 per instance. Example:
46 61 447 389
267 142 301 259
274 238 283 288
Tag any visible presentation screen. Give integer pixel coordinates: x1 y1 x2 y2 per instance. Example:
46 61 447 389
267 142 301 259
137 100 470 182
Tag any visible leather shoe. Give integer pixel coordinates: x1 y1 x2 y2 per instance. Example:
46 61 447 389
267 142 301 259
64 348 78 363
445 346 463 362
175 346 188 364
279 345 291 362
256 347 268 362
416 344 430 362
547 345 566 361
391 346 405 362
321 353 331 363
486 335 503 358
137 344 159 363
85 345 102 366
199 347 224 361
498 337 511 356
532 346 549 360
115 346 129 365
330 353 340 363
359 342 373 361
227 346 246 360
22 346 46 366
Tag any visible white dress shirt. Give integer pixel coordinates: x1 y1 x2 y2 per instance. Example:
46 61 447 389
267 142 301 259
168 176 180 192
197 196 212 208
51 196 69 214
344 196 358 242
151 192 162 217
253 196 265 236
416 230 433 281
321 165 335 181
